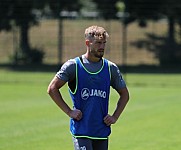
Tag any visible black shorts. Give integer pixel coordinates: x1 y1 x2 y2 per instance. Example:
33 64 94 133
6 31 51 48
72 137 108 150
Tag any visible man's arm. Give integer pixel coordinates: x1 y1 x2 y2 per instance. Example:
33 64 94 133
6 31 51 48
104 87 129 126
47 76 82 120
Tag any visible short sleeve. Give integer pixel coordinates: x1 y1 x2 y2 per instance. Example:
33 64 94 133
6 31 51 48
56 59 76 82
110 62 126 90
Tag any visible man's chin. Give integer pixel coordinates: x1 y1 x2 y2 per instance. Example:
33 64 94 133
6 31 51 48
95 54 103 58
96 53 104 58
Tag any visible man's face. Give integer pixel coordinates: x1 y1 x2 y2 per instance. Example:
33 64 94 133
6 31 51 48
89 38 107 58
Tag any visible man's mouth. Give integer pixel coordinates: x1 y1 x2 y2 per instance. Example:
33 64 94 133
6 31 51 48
98 49 104 52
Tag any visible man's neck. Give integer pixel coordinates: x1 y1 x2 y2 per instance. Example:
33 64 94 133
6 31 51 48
84 52 101 62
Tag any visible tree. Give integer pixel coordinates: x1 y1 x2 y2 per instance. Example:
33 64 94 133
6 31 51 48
13 1 38 52
48 0 82 14
0 0 82 64
0 0 47 64
93 0 119 19
0 0 13 31
123 0 162 25
123 0 181 65
48 0 82 63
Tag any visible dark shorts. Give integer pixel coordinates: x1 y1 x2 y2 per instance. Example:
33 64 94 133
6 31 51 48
72 137 108 150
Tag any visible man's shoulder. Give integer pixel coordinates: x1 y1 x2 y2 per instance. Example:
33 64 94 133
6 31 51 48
56 58 77 81
104 59 118 68
62 58 76 67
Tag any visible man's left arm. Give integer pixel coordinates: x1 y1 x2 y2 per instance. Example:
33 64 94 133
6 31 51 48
104 87 129 126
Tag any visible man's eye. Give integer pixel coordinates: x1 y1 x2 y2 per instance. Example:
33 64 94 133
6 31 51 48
95 41 106 44
95 42 101 44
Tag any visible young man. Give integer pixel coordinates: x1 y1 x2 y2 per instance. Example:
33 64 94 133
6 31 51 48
47 25 129 150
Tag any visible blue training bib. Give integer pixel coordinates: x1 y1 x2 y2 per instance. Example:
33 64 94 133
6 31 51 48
69 57 111 139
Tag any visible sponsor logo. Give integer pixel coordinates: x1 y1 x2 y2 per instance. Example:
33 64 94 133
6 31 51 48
81 88 106 100
81 88 90 100
80 146 86 150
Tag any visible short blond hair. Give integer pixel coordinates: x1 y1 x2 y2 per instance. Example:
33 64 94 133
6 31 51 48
85 25 109 41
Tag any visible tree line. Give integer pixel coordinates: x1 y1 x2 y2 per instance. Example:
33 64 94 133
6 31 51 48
0 0 181 65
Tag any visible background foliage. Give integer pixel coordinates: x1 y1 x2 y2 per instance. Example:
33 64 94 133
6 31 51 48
0 0 181 65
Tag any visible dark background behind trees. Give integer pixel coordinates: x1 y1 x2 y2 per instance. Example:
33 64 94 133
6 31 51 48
0 0 181 66
124 0 181 65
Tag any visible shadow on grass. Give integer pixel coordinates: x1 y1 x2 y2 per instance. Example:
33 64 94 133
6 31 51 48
120 65 181 74
0 63 181 74
0 63 61 72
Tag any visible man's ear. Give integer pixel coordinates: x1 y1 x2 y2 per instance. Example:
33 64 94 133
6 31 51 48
85 40 90 46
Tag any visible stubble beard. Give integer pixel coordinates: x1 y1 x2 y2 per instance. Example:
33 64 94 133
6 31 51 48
94 53 104 59
92 49 104 59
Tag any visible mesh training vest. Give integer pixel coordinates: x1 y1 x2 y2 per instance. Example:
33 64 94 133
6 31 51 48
68 57 111 139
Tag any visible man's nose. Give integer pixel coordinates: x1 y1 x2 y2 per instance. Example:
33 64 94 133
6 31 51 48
100 43 105 48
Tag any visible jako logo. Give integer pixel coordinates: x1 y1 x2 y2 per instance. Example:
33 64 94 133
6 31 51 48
81 88 106 100
80 146 86 150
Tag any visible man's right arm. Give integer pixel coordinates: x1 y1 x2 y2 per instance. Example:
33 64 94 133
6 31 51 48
47 76 71 115
47 59 83 120
47 76 82 120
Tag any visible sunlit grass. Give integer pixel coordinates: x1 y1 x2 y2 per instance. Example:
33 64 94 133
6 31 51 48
0 70 181 150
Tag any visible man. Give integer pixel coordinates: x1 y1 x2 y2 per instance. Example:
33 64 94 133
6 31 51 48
47 25 129 150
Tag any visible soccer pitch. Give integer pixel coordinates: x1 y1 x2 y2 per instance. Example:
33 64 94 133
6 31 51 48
0 70 181 150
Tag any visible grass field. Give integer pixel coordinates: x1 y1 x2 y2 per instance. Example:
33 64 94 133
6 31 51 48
0 69 181 150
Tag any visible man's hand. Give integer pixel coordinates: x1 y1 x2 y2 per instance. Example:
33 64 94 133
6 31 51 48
103 114 117 126
68 109 83 121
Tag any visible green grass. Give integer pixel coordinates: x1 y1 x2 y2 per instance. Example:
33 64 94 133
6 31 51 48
0 70 181 150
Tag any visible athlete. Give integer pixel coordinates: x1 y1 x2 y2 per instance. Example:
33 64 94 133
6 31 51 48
47 25 129 150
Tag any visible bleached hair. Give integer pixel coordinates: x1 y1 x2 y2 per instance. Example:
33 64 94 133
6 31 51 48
84 25 109 40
